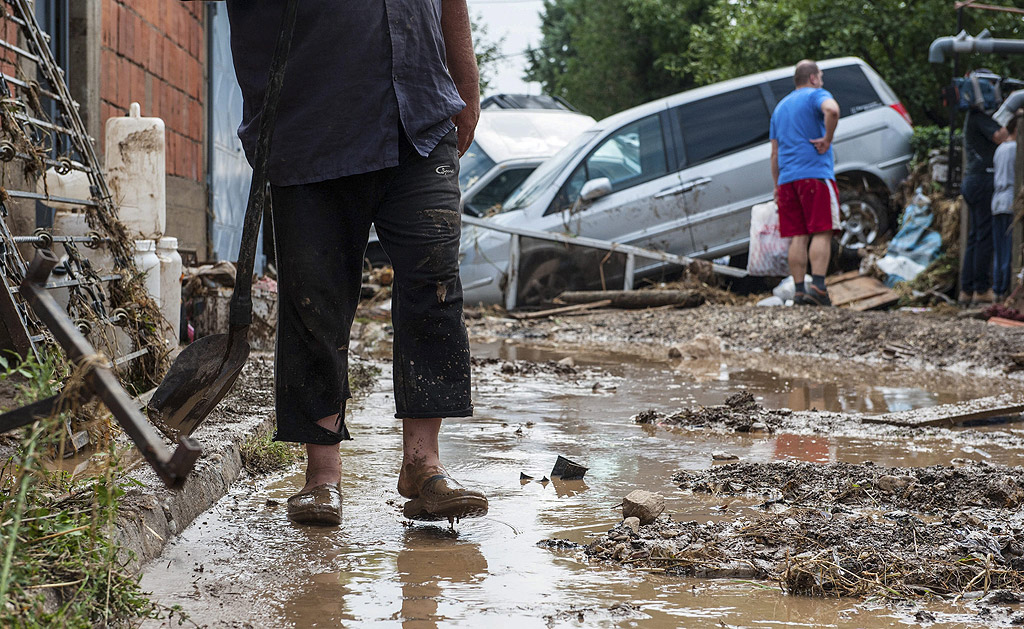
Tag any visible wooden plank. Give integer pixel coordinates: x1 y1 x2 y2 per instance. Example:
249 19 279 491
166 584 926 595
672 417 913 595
989 316 1024 328
849 290 900 312
830 276 891 307
826 270 862 285
863 393 1024 428
511 299 612 320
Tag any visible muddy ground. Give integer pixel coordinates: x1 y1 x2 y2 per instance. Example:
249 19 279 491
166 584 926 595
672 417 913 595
126 302 1024 626
466 304 1024 374
468 304 1024 623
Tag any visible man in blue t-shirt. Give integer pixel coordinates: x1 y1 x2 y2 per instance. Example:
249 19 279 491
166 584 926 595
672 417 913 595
770 60 841 306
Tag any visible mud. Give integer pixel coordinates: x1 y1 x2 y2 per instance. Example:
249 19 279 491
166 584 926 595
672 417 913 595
135 334 1024 627
467 304 1024 374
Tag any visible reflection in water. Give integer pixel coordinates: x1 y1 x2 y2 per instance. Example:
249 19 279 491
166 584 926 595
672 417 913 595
140 343 1018 628
398 529 487 629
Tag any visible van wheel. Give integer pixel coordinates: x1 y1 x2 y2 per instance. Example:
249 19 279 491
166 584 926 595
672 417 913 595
517 256 579 308
838 190 889 249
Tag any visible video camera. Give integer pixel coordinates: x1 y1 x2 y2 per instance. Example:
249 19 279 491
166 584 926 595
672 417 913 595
944 70 1024 113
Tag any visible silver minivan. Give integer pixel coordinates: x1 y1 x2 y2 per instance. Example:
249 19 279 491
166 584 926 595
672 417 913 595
459 57 914 306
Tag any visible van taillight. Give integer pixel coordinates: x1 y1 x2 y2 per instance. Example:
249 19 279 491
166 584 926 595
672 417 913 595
890 102 913 126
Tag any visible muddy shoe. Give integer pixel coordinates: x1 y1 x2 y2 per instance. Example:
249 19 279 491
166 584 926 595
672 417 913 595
287 483 342 526
972 290 995 306
958 291 973 307
803 284 832 307
402 474 488 522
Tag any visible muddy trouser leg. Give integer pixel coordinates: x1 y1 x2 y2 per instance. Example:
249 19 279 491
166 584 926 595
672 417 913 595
373 130 472 419
270 175 380 444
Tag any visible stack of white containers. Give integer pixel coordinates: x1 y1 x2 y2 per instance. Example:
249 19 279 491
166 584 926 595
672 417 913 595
38 102 182 350
105 103 180 348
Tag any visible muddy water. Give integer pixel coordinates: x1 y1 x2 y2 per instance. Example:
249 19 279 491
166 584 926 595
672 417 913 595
141 345 1019 628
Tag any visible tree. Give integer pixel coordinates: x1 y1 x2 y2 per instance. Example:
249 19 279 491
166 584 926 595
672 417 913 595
525 0 716 119
471 14 504 96
686 0 1024 126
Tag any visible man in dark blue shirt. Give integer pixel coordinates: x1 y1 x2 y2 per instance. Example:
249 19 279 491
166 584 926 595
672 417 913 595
225 0 486 525
959 99 1007 306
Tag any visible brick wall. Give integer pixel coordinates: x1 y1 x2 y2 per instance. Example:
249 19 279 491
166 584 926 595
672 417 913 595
100 0 204 183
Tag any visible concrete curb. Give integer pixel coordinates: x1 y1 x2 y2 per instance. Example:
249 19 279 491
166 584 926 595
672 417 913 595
115 355 274 573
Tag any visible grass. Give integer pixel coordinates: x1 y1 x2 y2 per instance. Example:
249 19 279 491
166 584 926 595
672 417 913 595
0 352 185 627
240 426 303 475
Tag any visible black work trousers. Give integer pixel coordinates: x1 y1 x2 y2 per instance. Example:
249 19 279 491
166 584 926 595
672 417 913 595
270 130 472 445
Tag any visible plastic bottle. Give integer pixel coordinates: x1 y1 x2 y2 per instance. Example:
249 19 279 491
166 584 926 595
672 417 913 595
156 237 183 346
133 239 160 308
105 102 166 237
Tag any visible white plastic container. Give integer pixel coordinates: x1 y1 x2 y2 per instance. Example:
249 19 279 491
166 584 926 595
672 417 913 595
133 239 160 308
105 102 166 237
52 211 115 276
36 166 91 211
156 237 183 346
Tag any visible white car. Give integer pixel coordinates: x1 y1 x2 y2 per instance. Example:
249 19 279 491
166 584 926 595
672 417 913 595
363 109 595 266
460 57 914 306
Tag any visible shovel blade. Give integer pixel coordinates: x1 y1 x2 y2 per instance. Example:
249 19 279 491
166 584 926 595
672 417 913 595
148 332 250 437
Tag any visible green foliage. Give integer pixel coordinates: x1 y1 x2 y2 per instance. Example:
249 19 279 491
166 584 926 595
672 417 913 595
686 0 1024 126
0 431 182 627
528 0 1024 125
471 14 504 96
525 0 716 118
909 125 963 167
240 426 302 475
0 350 62 408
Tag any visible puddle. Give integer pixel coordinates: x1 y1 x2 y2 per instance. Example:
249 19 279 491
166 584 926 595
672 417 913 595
141 344 1019 627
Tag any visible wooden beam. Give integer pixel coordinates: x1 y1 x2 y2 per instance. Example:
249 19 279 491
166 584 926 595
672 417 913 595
510 299 612 320
864 393 1024 428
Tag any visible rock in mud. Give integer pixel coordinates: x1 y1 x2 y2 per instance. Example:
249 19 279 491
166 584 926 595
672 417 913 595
624 517 640 534
622 490 665 525
712 451 738 461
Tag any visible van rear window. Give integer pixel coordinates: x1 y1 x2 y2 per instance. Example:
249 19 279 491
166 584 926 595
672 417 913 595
769 64 883 117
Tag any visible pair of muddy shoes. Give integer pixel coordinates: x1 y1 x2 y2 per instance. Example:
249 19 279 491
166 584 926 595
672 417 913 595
794 285 832 307
403 474 489 523
287 483 342 526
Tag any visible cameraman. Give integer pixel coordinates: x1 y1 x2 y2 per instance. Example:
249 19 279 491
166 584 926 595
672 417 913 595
959 76 1007 307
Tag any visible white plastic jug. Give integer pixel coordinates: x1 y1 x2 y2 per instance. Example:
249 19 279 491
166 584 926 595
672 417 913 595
36 166 91 211
106 102 166 237
156 237 183 346
133 239 160 307
52 211 115 276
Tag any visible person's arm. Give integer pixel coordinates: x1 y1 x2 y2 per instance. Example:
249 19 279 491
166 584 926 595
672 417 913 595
992 126 1009 145
440 0 479 156
810 98 840 154
770 139 779 189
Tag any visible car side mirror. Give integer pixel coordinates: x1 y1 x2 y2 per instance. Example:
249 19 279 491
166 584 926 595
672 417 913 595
580 177 612 202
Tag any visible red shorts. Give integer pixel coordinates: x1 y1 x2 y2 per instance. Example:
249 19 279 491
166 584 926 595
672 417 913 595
776 178 840 237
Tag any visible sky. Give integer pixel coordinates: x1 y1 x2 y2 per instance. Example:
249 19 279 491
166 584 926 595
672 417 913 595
468 0 546 96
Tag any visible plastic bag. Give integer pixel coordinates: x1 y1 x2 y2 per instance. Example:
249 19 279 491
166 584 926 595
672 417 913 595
772 275 814 301
747 201 790 276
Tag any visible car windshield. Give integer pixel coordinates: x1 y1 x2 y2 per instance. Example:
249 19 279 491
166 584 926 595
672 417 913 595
459 141 495 192
502 130 598 212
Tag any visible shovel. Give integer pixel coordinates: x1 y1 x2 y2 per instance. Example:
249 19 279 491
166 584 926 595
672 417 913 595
147 0 299 436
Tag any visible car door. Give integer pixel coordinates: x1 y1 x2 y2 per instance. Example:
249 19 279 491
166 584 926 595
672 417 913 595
671 85 775 259
543 111 685 253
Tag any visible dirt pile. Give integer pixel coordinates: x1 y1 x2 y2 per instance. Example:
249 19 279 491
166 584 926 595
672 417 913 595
633 391 790 433
468 305 1024 374
674 460 1024 512
562 460 1024 600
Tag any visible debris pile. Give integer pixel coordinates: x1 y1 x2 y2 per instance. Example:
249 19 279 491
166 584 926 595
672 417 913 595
569 460 1024 599
632 392 789 433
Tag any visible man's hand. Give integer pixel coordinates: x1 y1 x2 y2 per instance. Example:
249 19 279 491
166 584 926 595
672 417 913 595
452 84 479 156
809 136 831 154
